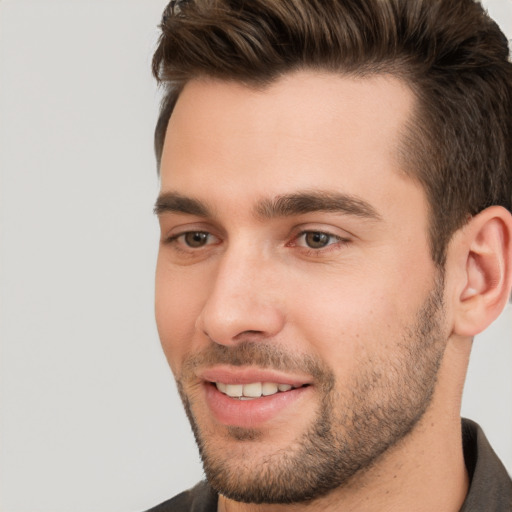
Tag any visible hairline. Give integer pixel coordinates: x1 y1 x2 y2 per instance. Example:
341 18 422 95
156 63 421 168
155 67 447 266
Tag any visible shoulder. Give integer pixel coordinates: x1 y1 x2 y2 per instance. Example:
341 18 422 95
144 481 218 512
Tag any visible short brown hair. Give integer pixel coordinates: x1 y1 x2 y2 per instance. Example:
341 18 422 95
152 0 512 265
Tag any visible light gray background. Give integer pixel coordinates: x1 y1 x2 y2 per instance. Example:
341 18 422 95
0 1 511 511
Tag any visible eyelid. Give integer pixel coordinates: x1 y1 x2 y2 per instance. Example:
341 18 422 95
293 229 348 251
289 223 352 241
294 230 345 245
165 230 220 246
286 226 353 256
160 217 219 236
159 220 223 247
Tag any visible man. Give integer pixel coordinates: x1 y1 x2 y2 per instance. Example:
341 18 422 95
148 0 512 510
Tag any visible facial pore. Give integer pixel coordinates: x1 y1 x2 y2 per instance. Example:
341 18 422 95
176 273 447 503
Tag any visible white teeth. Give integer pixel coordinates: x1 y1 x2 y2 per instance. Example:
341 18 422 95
225 384 243 397
243 382 262 397
262 382 279 396
215 381 299 398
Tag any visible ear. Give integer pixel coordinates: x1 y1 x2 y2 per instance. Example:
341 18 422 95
451 206 512 337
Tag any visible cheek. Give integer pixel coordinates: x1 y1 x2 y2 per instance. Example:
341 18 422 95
298 290 396 363
154 258 207 374
288 265 426 372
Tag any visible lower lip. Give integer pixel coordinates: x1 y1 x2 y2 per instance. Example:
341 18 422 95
203 383 310 428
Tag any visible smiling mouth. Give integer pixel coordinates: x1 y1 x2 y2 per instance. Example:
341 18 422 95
213 382 308 400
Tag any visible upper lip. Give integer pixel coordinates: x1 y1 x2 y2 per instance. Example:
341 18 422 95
199 365 313 387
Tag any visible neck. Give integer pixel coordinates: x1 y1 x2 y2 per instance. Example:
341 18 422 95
218 338 471 512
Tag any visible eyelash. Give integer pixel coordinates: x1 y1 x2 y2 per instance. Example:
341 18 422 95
163 229 350 256
164 231 218 250
290 230 349 255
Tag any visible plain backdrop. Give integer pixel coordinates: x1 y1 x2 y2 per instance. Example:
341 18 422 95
0 1 511 511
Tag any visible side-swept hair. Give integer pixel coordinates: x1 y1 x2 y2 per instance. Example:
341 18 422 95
152 0 512 265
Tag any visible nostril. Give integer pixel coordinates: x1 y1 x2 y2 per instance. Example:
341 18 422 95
232 330 266 341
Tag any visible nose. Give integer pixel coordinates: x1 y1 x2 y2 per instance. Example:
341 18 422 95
195 245 285 346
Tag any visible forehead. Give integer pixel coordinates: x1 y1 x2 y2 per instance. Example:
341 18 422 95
160 71 420 218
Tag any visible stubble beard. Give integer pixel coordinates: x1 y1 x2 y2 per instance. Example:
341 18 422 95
175 275 447 504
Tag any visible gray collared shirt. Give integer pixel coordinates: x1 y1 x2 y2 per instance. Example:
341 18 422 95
460 419 512 511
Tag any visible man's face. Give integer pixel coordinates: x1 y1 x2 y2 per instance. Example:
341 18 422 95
155 72 449 503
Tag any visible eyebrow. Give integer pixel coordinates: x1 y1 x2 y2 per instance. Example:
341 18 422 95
154 192 212 217
154 190 381 221
255 191 382 221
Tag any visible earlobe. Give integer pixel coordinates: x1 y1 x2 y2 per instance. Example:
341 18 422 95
453 206 512 337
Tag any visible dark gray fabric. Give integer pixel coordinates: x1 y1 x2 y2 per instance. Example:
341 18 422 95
460 419 512 511
145 481 217 512
145 419 512 511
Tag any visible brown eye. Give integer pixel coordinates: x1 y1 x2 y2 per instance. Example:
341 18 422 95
304 232 332 249
184 231 210 247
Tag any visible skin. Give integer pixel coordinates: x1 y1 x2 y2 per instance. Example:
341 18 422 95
155 71 478 512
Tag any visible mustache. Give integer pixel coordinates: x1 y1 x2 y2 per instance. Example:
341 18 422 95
179 341 333 385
